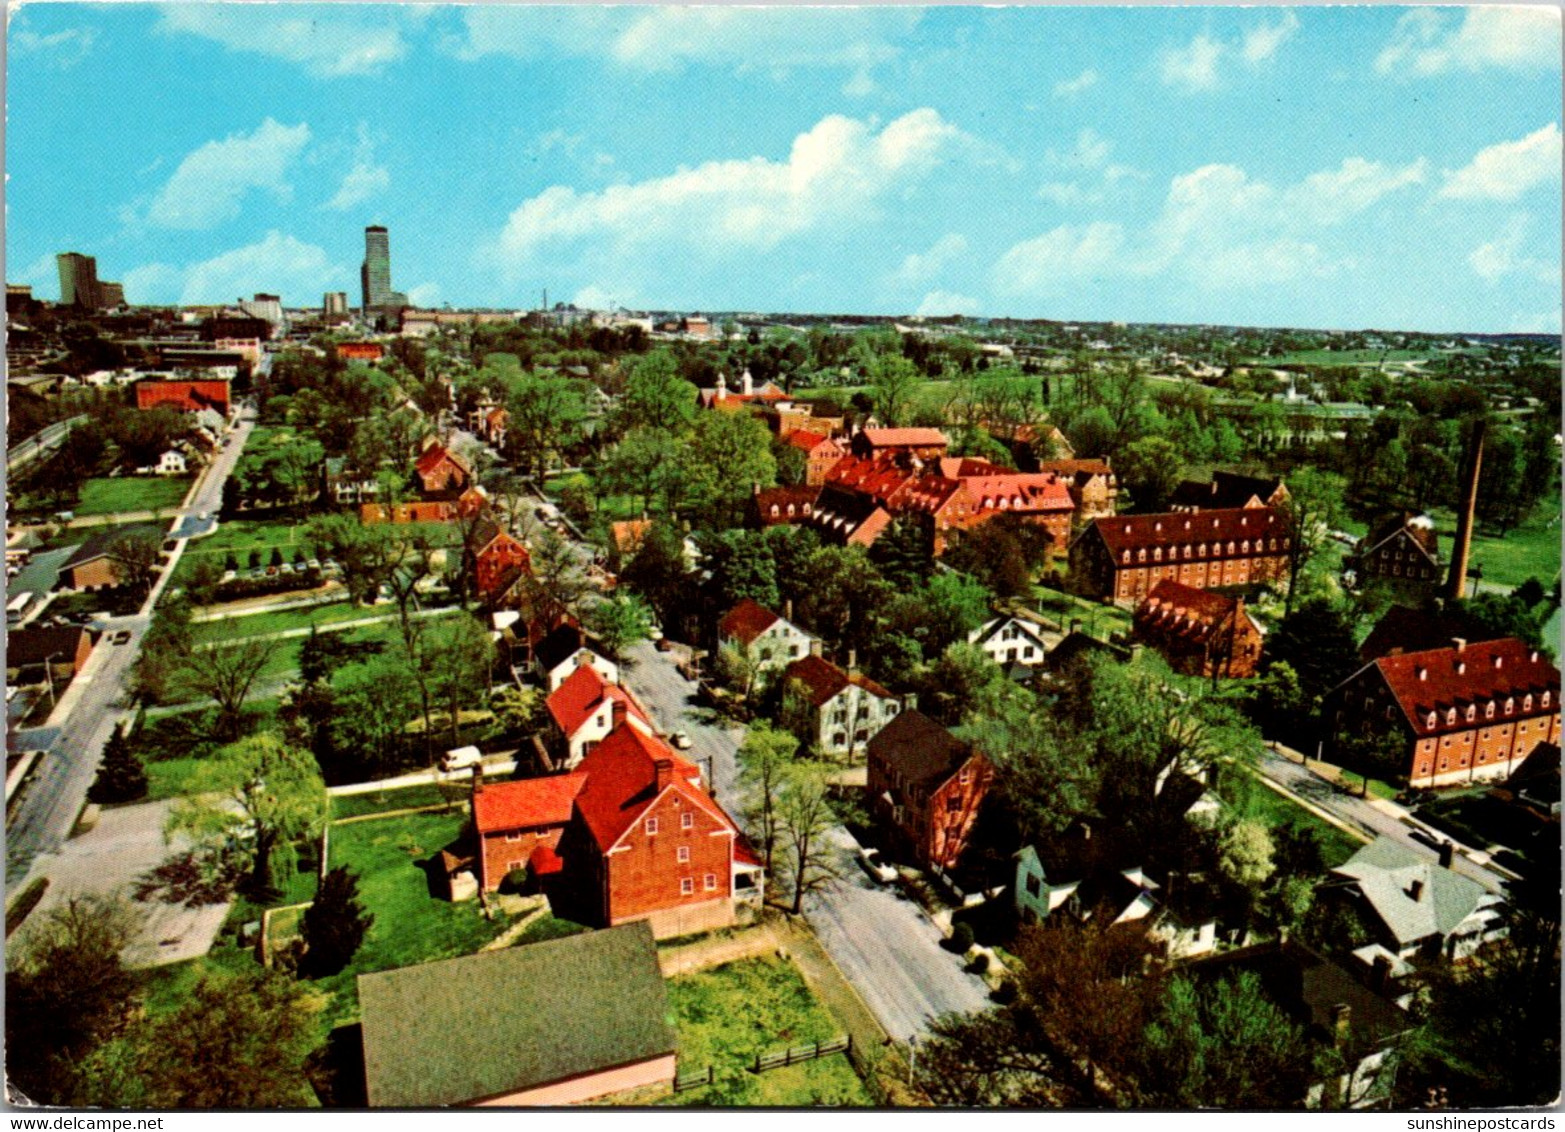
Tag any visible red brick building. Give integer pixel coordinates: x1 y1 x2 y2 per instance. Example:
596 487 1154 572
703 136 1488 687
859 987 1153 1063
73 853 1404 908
783 430 846 485
360 488 486 525
335 341 385 362
134 379 231 416
749 485 820 528
471 723 764 937
866 710 993 871
1133 580 1265 679
468 519 532 605
1327 637 1561 789
415 442 471 496
849 427 949 462
1069 507 1290 604
1036 459 1118 525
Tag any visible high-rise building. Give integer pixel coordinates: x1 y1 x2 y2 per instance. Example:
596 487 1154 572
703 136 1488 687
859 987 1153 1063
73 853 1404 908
56 252 100 309
361 225 392 314
98 281 125 309
324 291 348 317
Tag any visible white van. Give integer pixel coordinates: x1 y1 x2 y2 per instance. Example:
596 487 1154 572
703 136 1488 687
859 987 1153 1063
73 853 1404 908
440 746 483 772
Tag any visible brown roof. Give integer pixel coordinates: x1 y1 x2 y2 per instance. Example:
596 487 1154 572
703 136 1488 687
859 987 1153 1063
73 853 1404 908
1036 458 1114 481
1365 637 1560 736
718 598 780 645
1359 605 1495 663
752 486 821 527
1134 580 1238 644
1361 512 1439 561
1086 506 1284 557
415 442 469 479
6 625 92 667
783 429 839 454
866 709 974 788
782 654 894 706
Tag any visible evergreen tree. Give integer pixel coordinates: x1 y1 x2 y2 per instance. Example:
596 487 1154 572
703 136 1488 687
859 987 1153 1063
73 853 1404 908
87 728 147 805
300 866 373 978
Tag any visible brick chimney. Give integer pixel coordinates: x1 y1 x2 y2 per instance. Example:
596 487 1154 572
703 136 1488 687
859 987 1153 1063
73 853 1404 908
1438 841 1455 870
1446 420 1485 602
809 638 824 657
1332 1003 1352 1047
1409 878 1425 902
654 757 674 791
785 598 795 623
847 648 858 675
1371 953 1394 994
611 697 627 728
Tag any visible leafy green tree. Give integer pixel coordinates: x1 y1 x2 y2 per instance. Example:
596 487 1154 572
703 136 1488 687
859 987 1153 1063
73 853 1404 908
1116 435 1185 512
703 528 780 612
173 636 279 741
166 732 329 898
503 370 591 479
795 544 893 658
1279 467 1347 614
598 427 686 516
737 721 799 870
418 614 497 747
684 412 776 527
107 530 163 599
300 866 373 978
330 650 421 778
886 571 992 661
1138 972 1308 1108
87 727 146 804
5 895 141 1105
619 521 690 629
583 592 654 657
866 349 920 427
618 350 698 434
920 641 1009 725
133 971 320 1107
1263 596 1361 729
775 760 842 914
867 516 934 590
1217 818 1276 889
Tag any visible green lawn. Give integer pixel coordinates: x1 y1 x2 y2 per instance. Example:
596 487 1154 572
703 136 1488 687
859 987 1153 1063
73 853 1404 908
1248 348 1447 367
166 517 316 592
76 476 192 516
1032 585 1132 637
1225 769 1364 868
190 601 415 646
331 783 464 821
664 957 871 1107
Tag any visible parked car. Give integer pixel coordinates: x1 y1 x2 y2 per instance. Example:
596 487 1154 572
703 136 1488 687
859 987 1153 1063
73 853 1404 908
670 731 693 750
109 630 131 646
857 846 897 885
440 746 483 772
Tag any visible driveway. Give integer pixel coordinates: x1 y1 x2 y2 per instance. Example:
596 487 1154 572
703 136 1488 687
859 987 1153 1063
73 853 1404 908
17 798 231 968
617 640 992 1040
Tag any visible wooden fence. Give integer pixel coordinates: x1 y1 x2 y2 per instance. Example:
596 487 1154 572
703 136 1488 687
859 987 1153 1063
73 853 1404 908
753 1034 851 1074
672 1066 714 1094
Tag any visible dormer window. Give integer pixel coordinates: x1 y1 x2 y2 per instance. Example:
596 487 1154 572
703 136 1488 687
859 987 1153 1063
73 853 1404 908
1485 701 1495 719
1505 697 1515 713
1543 691 1552 708
1153 547 1162 562
1138 549 1147 562
1524 695 1534 711
1445 708 1457 725
1465 704 1476 722
1426 711 1438 729
1122 550 1131 564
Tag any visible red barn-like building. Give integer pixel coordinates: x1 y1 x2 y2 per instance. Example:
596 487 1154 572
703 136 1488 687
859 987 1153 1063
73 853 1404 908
135 379 230 415
866 709 992 871
1070 507 1289 604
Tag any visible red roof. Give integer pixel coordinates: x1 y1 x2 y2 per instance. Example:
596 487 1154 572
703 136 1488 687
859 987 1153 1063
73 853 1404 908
416 443 469 479
783 654 894 706
860 427 948 449
1089 507 1284 556
959 473 1074 515
473 771 588 833
825 455 916 503
1135 580 1240 644
752 486 820 526
784 430 837 454
718 598 781 645
734 834 763 868
572 723 729 851
546 663 650 738
135 380 230 414
1369 637 1559 736
1036 458 1114 479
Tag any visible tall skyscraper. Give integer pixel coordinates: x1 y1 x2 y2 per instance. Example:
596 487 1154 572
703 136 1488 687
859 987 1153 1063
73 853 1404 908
361 225 392 313
324 291 348 317
56 252 100 309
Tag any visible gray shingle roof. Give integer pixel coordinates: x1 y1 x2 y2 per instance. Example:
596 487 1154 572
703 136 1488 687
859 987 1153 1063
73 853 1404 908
1332 836 1490 946
358 922 674 1107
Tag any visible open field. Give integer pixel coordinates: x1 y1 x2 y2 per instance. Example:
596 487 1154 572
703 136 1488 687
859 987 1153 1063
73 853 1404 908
189 600 447 646
1248 348 1463 368
664 956 871 1107
76 476 191 516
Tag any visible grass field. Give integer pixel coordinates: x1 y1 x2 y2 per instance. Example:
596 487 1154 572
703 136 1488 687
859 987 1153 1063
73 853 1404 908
190 601 430 646
166 517 315 591
1032 585 1133 637
664 957 871 1107
330 783 464 821
1248 348 1452 368
76 476 191 516
1225 769 1363 868
1414 506 1561 590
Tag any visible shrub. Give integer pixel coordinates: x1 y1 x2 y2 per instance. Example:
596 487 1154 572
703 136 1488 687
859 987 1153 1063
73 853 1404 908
502 866 530 895
990 979 1017 1004
946 922 974 953
965 952 990 975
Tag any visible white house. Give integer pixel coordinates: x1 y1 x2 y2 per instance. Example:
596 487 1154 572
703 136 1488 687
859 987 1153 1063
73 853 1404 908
717 598 818 676
780 653 902 759
155 449 187 475
546 661 655 768
1328 836 1507 961
544 646 618 693
968 615 1052 669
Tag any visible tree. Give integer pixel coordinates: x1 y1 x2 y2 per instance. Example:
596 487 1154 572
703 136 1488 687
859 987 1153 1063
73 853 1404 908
524 526 591 618
503 370 591 479
131 598 195 702
300 866 373 978
134 971 320 1107
916 1007 1082 1106
583 592 654 657
684 411 777 527
1217 818 1276 889
866 350 920 427
598 427 686 516
737 721 799 870
173 637 279 741
620 521 691 631
920 641 1009 725
618 350 698 434
886 571 992 661
108 530 163 599
703 528 780 612
419 615 496 747
867 516 934 591
1116 436 1184 512
1263 597 1361 732
329 650 421 779
6 895 141 1105
1278 467 1347 615
87 726 146 804
166 732 329 898
491 684 548 737
1138 972 1309 1108
774 760 842 914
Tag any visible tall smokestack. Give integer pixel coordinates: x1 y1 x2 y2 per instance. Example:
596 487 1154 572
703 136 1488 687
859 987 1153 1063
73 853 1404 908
1446 420 1485 602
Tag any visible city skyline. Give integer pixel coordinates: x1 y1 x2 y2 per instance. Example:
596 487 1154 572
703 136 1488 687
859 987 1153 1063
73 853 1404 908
7 3 1562 333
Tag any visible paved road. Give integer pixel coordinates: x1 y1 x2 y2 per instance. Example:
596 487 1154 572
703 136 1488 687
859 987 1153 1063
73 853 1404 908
1256 745 1508 894
7 414 87 473
6 410 256 888
617 639 992 1040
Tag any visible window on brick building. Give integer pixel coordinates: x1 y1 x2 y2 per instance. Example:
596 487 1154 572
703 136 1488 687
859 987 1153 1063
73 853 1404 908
645 816 659 835
682 811 694 830
681 878 694 895
677 846 690 863
704 874 717 891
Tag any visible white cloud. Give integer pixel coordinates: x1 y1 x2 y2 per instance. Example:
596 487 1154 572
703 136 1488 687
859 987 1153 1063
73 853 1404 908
1282 156 1428 225
1468 215 1556 284
12 25 96 66
1241 11 1300 64
993 222 1128 296
1161 13 1302 91
490 109 972 285
1160 33 1225 92
125 232 342 306
1376 7 1561 76
146 119 311 229
1439 123 1562 202
1054 128 1112 171
1037 181 1100 207
915 291 981 317
406 282 442 307
1052 68 1099 98
158 6 407 77
887 234 970 288
454 7 919 74
573 285 620 310
325 127 390 212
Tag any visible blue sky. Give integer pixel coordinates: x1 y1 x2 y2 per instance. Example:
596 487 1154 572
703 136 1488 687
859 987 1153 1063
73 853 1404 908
7 4 1561 332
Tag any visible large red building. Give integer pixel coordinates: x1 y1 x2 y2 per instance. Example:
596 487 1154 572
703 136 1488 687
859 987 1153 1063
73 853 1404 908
1133 580 1265 680
866 710 993 871
1327 637 1561 789
1069 506 1289 604
470 723 763 938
